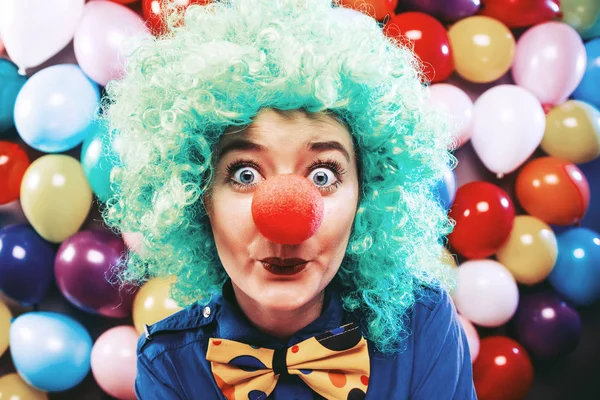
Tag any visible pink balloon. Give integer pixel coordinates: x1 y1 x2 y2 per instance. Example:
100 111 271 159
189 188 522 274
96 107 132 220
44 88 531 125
0 36 4 54
122 231 146 257
73 1 150 86
428 83 474 148
512 22 587 106
91 326 138 400
457 314 480 363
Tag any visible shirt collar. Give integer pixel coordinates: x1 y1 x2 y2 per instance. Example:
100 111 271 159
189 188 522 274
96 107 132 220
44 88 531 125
214 279 348 349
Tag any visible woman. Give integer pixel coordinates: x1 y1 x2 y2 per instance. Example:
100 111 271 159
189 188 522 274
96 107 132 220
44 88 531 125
101 0 477 398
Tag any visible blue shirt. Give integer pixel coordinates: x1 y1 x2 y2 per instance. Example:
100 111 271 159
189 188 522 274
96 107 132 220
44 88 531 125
135 280 477 399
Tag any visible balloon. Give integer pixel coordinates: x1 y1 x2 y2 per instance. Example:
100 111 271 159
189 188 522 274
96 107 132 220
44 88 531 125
122 231 147 257
91 326 138 400
400 0 480 21
0 373 48 400
496 216 558 285
10 312 92 392
112 0 140 3
133 276 182 334
0 0 85 71
471 85 546 176
548 228 600 306
480 0 559 28
561 0 600 40
542 100 600 164
514 291 582 359
515 157 590 226
453 260 519 327
142 0 211 35
0 299 11 358
0 37 3 53
0 59 27 134
74 1 151 86
473 336 534 400
384 12 453 83
440 247 458 269
336 0 398 21
428 83 473 147
448 182 515 259
0 224 55 306
432 165 456 210
20 155 92 243
572 39 600 109
512 22 586 107
81 121 122 202
447 16 515 83
55 230 136 318
0 141 30 205
14 64 100 153
579 157 600 231
457 314 480 363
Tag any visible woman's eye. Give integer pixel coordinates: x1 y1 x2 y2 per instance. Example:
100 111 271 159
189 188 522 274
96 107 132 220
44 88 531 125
308 168 337 187
232 167 261 185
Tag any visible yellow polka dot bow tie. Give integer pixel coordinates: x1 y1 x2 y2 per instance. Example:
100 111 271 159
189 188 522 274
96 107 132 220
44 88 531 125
205 322 370 400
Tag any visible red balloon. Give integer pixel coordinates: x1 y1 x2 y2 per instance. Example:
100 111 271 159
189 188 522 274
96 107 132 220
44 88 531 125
480 0 560 28
142 0 211 36
473 336 534 400
515 157 590 226
252 175 324 245
448 181 515 259
0 141 30 205
384 12 453 82
338 0 399 21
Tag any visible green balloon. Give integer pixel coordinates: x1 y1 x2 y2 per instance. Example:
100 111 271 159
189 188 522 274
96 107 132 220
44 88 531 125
80 120 121 202
561 0 600 39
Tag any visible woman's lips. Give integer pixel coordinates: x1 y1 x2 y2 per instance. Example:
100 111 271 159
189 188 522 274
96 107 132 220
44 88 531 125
260 257 308 267
260 261 308 275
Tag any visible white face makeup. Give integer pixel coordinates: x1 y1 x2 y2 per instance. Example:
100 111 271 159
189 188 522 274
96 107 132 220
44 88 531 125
207 108 360 312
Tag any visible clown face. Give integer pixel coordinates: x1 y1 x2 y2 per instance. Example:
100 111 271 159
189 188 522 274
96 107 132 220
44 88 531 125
207 108 360 314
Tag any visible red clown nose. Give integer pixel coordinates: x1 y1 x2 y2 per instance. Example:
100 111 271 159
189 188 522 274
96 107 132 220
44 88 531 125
251 175 324 245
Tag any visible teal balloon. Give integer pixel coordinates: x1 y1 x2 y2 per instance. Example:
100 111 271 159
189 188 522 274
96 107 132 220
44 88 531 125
548 228 600 306
80 120 121 202
9 312 92 392
0 59 27 134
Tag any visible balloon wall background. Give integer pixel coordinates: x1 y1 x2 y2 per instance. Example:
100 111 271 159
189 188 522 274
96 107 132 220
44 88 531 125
0 0 600 399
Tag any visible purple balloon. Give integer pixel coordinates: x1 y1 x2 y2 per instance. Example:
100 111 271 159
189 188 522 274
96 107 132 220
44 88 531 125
514 291 582 359
0 224 55 305
400 0 480 21
54 230 135 318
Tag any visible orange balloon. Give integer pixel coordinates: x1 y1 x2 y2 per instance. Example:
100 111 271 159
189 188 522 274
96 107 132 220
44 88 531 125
515 157 590 226
338 0 398 20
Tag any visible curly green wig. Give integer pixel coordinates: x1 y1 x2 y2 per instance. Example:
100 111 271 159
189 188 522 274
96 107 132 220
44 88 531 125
101 0 456 355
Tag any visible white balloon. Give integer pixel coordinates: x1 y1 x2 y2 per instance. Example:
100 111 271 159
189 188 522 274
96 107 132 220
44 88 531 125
471 84 546 177
428 83 474 148
0 0 85 71
457 314 480 363
452 259 519 328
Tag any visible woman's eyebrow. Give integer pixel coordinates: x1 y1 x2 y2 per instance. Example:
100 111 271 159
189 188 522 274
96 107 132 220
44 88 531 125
216 138 351 163
216 138 267 160
307 141 351 163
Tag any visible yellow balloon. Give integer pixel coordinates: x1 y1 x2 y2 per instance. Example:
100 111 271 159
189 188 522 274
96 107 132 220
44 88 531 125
0 299 12 358
448 16 515 83
440 247 458 269
0 373 48 400
133 276 182 334
20 155 92 243
542 100 600 164
496 215 558 285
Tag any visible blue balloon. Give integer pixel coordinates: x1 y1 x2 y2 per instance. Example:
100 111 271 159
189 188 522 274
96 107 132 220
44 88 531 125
0 224 55 306
548 228 600 306
0 59 27 134
80 120 121 202
572 39 600 109
433 166 456 209
9 312 92 392
13 64 100 153
578 157 600 232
